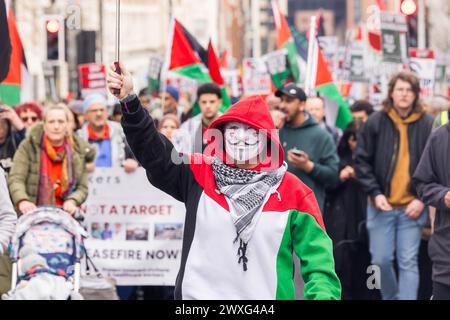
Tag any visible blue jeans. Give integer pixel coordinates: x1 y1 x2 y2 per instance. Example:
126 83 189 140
366 204 427 300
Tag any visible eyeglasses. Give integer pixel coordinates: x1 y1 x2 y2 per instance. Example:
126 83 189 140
21 116 38 122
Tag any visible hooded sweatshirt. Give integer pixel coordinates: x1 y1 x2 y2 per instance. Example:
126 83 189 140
280 113 339 212
120 94 341 300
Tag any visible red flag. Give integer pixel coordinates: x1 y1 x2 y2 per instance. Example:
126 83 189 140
376 0 386 11
315 45 333 87
355 25 363 40
272 0 292 48
368 31 382 52
219 50 229 69
207 41 224 86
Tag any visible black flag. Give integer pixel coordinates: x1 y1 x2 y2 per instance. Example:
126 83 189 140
0 0 12 82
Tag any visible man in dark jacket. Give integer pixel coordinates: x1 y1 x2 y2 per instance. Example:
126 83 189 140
277 83 339 213
413 117 450 300
355 71 434 300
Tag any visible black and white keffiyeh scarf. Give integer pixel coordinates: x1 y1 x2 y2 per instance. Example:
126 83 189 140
211 157 287 271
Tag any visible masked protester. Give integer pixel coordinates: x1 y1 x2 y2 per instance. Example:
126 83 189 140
107 63 341 300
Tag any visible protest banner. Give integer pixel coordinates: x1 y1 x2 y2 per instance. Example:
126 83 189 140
380 12 409 64
242 58 272 95
348 41 366 82
221 69 241 97
409 48 436 99
81 168 185 286
148 55 163 96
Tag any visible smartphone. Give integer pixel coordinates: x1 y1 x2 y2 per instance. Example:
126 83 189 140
290 148 303 156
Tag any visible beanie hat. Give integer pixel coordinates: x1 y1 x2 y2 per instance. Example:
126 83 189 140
69 100 84 115
82 93 108 113
163 85 179 101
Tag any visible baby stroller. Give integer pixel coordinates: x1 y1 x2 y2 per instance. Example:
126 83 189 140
2 206 88 300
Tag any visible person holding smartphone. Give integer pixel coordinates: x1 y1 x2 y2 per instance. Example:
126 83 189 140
276 83 339 213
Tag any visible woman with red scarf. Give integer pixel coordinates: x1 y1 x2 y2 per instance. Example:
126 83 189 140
8 105 94 215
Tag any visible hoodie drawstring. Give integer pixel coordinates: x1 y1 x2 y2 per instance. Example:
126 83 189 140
233 233 248 271
237 239 248 272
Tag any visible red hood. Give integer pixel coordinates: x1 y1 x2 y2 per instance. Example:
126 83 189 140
206 95 284 171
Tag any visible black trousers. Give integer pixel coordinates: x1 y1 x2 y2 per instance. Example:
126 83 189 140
432 282 450 300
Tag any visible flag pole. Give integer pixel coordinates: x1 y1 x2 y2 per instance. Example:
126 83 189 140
115 0 120 70
304 15 316 96
112 0 121 96
160 15 175 94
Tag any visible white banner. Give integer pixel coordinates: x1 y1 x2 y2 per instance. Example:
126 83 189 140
409 48 436 99
80 168 185 286
242 58 272 95
221 69 240 97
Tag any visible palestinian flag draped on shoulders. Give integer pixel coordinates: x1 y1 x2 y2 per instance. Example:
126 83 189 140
310 37 352 130
0 0 28 106
167 19 230 116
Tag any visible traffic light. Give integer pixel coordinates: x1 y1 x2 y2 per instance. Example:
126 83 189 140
400 0 417 16
400 0 418 48
44 15 64 61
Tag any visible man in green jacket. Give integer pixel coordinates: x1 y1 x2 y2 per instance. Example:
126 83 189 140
276 83 339 213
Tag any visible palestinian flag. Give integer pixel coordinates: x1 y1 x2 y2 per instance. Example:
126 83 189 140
312 40 352 130
0 1 26 106
271 0 300 83
168 19 231 116
168 19 211 84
